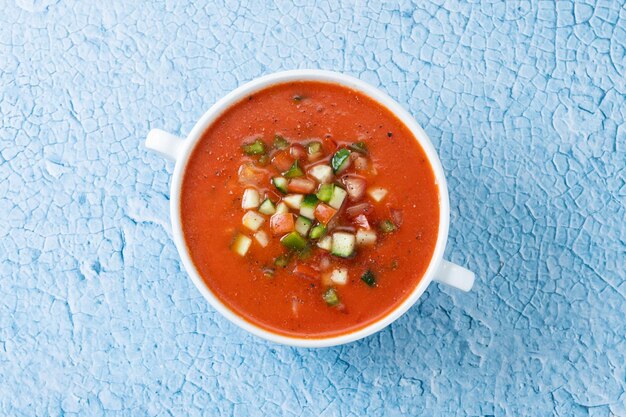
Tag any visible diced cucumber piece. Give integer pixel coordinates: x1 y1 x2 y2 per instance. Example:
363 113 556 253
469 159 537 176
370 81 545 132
258 198 276 215
241 189 260 210
307 141 322 154
242 211 265 231
348 141 368 154
328 186 347 209
367 187 388 202
323 288 340 306
231 234 252 256
283 160 304 178
316 184 334 202
300 194 319 219
330 268 348 285
317 235 332 251
274 253 291 268
280 231 308 251
308 164 333 184
361 269 376 287
309 224 326 239
295 216 313 236
272 177 288 194
356 229 377 246
379 220 397 233
331 148 351 173
283 194 303 210
254 230 270 247
275 202 289 214
331 232 355 258
273 134 289 149
242 138 266 155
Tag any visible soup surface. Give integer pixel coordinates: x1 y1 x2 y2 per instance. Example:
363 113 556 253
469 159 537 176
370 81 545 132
181 81 439 338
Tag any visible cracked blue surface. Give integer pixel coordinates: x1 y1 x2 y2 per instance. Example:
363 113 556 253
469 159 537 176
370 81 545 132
1 0 625 415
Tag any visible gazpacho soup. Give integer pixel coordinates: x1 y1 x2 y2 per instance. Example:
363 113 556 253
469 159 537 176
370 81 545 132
181 81 440 338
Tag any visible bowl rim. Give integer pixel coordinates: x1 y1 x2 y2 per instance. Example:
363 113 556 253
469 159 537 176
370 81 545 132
169 69 450 348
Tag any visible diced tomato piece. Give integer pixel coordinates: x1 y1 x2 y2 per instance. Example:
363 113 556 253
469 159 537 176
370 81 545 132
272 150 294 172
314 203 337 225
353 214 371 229
270 213 295 236
287 178 316 193
293 264 319 279
321 137 337 154
290 144 306 160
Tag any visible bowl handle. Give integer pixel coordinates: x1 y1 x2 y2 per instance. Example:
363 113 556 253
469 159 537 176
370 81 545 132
434 260 475 292
145 129 185 162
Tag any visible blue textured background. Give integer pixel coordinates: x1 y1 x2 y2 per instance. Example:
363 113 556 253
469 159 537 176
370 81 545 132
1 0 625 415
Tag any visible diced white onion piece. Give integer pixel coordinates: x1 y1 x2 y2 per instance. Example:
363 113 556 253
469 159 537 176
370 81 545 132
344 176 367 200
367 187 388 203
242 188 260 209
328 187 347 209
330 268 348 285
308 164 333 183
283 194 303 210
231 234 252 256
356 229 377 246
242 211 265 231
254 230 269 248
354 156 369 171
275 202 289 214
331 232 355 258
317 235 332 251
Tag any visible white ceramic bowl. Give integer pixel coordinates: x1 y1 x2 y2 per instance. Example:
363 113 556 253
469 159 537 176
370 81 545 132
145 69 475 347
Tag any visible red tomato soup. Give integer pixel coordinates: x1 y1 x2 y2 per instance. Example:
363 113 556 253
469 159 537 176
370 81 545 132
181 81 439 338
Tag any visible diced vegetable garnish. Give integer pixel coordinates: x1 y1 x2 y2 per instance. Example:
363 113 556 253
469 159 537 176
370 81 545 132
270 213 295 236
317 235 332 251
295 216 313 236
280 231 308 251
300 194 319 219
353 214 370 229
379 219 397 233
283 194 303 210
361 269 376 287
238 162 265 185
241 188 260 210
309 224 326 239
274 253 291 268
343 176 366 200
297 245 313 260
262 266 275 277
356 229 377 246
293 264 318 279
390 208 403 227
308 165 333 184
272 177 288 194
283 160 304 178
367 187 388 202
345 202 373 218
288 178 316 193
275 202 289 214
258 198 276 215
331 232 355 258
354 156 369 171
331 148 351 173
272 150 294 172
330 268 348 285
316 183 334 202
273 134 289 149
257 155 270 166
323 288 340 306
242 138 266 155
254 230 270 247
314 202 337 225
231 234 252 256
328 186 347 209
242 211 265 231
290 144 306 160
348 141 368 154
307 141 322 155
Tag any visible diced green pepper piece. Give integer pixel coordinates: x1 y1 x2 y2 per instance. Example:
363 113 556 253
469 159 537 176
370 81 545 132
242 138 266 155
283 160 305 178
316 184 334 202
323 288 340 306
361 269 376 287
272 177 288 194
348 141 368 154
280 232 308 251
273 134 290 150
379 220 397 233
274 253 291 268
307 141 322 155
331 148 351 173
309 224 326 239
